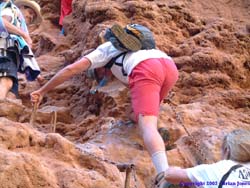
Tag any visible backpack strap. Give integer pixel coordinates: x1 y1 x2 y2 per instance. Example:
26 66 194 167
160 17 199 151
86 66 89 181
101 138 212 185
104 52 126 69
104 52 128 76
218 164 243 188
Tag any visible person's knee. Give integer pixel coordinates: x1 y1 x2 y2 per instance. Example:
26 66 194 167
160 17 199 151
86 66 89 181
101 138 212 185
138 114 158 134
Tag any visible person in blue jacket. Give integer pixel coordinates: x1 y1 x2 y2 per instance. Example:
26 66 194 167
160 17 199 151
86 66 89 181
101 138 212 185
0 0 41 99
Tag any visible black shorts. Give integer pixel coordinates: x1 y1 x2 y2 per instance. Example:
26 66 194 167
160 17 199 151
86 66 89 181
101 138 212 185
0 51 19 96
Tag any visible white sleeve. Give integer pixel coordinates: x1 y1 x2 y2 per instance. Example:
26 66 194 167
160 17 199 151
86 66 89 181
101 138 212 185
1 8 13 17
0 8 14 24
1 8 14 24
186 164 213 183
84 42 121 70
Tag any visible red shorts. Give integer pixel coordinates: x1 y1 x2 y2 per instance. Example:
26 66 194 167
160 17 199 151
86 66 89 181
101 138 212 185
129 58 179 122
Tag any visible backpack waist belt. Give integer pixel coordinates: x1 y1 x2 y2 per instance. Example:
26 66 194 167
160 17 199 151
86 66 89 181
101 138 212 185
0 37 16 58
0 48 7 57
0 37 15 49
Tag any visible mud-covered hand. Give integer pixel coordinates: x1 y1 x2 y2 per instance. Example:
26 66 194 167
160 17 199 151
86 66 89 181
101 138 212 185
30 89 44 106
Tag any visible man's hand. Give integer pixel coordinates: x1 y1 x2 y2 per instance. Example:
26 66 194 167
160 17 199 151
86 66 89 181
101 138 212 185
30 89 44 106
30 57 91 106
164 167 191 184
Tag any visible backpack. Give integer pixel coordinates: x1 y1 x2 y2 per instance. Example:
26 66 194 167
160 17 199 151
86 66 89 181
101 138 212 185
103 23 156 75
124 24 156 50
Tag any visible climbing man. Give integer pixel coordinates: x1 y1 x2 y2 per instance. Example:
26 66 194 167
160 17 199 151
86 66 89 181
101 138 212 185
30 23 179 187
0 0 42 100
155 129 250 188
15 0 45 84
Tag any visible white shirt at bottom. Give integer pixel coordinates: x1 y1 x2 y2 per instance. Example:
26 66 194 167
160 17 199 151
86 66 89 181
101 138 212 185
186 160 250 188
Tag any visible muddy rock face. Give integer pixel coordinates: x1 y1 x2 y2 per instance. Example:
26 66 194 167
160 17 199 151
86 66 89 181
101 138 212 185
0 0 249 188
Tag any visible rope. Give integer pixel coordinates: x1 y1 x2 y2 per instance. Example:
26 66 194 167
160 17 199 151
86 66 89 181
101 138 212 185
76 146 138 188
30 104 137 187
167 98 209 164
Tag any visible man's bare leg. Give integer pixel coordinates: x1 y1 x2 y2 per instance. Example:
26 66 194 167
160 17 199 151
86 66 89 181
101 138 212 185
138 114 168 173
0 77 13 100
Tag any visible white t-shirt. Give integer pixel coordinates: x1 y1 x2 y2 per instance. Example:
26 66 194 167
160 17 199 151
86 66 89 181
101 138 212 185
84 42 172 84
186 160 250 188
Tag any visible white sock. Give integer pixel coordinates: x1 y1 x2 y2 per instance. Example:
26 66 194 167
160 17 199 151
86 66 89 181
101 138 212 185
151 151 169 173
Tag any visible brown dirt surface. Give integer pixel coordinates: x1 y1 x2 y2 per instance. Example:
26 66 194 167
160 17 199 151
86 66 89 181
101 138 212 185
0 0 249 187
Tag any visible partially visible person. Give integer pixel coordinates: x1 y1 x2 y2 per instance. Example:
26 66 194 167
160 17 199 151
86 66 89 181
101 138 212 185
30 23 179 188
154 129 250 188
59 0 72 35
15 0 42 26
0 0 42 99
15 0 45 85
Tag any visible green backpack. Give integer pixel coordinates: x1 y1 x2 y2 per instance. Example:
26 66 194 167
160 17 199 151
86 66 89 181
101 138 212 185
103 23 156 75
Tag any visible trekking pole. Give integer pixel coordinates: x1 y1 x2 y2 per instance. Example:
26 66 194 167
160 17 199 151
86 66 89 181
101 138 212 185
51 110 57 133
125 167 132 188
30 102 38 126
116 164 135 188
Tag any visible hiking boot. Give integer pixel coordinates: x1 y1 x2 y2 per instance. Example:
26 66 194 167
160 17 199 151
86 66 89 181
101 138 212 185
158 127 170 142
110 24 142 51
153 171 172 188
158 127 177 150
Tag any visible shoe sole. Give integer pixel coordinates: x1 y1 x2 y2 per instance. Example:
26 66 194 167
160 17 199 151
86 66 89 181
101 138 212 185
110 24 142 52
158 127 176 150
158 127 170 142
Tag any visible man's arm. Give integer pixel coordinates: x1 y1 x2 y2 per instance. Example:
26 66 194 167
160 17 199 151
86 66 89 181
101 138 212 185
30 57 91 104
165 167 191 184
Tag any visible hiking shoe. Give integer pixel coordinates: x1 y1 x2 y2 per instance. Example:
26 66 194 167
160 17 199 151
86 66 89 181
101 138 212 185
110 24 142 51
158 127 170 142
158 127 177 150
153 171 172 188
